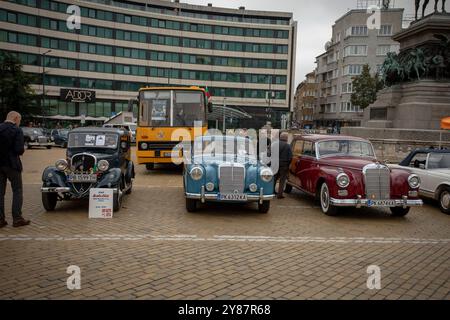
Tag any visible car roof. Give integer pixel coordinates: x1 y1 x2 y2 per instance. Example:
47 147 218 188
70 127 123 134
293 134 369 143
410 148 450 154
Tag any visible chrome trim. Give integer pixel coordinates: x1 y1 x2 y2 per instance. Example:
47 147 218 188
41 187 71 193
336 172 350 188
407 174 421 189
200 185 205 203
362 163 391 200
186 192 274 202
189 166 204 181
71 153 98 171
330 197 423 207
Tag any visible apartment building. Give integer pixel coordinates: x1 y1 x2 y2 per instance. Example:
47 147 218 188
293 71 317 129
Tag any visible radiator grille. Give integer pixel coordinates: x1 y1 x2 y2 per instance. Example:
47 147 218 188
219 165 245 194
364 164 391 200
71 154 96 173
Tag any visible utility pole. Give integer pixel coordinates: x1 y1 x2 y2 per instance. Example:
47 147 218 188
41 49 52 126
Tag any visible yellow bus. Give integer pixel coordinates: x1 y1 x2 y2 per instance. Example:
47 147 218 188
136 86 211 169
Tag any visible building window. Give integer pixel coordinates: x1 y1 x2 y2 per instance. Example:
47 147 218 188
325 103 336 113
346 26 368 37
344 45 367 57
377 44 400 56
340 102 361 112
344 65 363 76
341 83 353 94
378 25 393 36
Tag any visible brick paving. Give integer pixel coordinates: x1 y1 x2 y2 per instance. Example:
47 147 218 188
0 148 449 299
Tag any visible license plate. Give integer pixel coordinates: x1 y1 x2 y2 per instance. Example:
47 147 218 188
68 174 97 183
218 193 248 201
367 200 397 207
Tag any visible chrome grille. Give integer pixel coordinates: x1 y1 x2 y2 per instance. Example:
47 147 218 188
363 164 391 200
38 137 47 144
219 164 245 194
71 153 96 173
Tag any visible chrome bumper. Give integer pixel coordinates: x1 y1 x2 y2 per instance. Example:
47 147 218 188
186 186 274 204
29 142 54 146
41 187 120 194
330 196 423 208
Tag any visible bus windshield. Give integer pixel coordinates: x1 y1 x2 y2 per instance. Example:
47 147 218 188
139 90 206 127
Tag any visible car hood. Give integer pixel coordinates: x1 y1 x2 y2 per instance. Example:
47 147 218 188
66 151 117 162
319 156 379 171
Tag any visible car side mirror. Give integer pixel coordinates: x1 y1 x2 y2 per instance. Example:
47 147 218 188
208 101 213 113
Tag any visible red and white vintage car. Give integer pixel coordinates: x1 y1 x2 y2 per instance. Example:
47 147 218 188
285 135 423 216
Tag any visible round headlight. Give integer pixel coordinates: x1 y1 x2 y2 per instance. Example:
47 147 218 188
141 142 148 150
55 159 68 171
336 173 350 188
260 168 274 183
408 174 420 189
249 183 258 193
206 182 215 192
98 160 109 172
190 166 204 181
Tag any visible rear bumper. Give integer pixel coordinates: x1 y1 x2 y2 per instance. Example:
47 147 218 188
330 196 423 208
186 186 274 204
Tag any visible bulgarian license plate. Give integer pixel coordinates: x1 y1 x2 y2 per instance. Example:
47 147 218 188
67 174 97 183
218 193 248 201
367 199 397 207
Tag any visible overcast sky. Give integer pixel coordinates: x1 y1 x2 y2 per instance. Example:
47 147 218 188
184 0 449 86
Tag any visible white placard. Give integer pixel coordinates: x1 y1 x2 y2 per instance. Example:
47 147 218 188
89 188 113 219
96 135 105 146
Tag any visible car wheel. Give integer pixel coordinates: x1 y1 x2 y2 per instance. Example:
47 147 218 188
125 179 133 195
42 192 57 211
186 198 197 212
63 142 67 148
438 187 450 215
258 201 270 214
146 163 154 170
285 183 293 194
390 207 410 217
113 187 123 212
320 182 338 216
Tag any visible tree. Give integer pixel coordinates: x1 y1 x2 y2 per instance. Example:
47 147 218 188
351 64 383 110
0 51 39 121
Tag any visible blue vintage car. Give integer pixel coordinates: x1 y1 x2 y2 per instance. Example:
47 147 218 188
183 135 275 213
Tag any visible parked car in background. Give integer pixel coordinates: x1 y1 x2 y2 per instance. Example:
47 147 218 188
285 135 423 216
389 149 450 214
183 135 275 213
41 127 135 212
21 127 54 149
50 129 70 148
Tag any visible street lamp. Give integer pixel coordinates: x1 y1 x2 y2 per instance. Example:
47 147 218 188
41 49 52 126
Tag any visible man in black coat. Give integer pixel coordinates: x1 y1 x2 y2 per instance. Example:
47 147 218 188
0 111 30 228
274 132 293 199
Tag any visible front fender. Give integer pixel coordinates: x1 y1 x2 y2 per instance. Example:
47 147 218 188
42 167 67 187
125 161 135 183
97 168 122 188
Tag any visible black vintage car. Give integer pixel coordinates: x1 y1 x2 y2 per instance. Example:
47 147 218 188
21 127 54 149
50 129 70 148
41 127 135 212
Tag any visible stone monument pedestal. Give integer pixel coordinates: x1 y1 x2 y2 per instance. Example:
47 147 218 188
362 13 450 130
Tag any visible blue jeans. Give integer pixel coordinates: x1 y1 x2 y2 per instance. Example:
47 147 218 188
0 166 23 221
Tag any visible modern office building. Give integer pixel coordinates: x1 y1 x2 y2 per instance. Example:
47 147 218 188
313 5 403 129
0 0 297 128
293 71 317 129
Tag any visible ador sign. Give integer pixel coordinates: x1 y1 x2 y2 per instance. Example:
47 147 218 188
60 89 96 103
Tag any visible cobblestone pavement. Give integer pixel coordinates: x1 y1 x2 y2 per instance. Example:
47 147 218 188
0 148 449 300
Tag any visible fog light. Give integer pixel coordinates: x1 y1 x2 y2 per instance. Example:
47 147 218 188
338 190 348 197
408 191 418 198
206 182 215 192
249 184 258 193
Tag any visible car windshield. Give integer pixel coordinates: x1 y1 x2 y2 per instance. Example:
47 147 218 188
23 128 44 135
68 133 118 149
427 153 450 169
192 136 257 164
318 140 375 158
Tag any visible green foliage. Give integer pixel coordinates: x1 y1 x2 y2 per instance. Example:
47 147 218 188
0 51 39 121
351 65 382 110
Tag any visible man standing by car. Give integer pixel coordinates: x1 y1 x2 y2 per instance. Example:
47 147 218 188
274 132 293 199
0 111 30 228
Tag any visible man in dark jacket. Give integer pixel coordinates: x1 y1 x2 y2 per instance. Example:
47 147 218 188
274 132 293 199
0 111 30 228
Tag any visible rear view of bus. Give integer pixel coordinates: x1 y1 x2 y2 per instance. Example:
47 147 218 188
136 86 210 169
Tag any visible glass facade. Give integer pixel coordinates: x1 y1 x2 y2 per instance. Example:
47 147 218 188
1 0 294 126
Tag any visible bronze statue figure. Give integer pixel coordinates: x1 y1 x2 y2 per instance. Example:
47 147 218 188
415 0 447 20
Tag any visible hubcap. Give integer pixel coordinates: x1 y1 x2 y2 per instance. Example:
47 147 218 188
441 191 450 210
321 184 329 211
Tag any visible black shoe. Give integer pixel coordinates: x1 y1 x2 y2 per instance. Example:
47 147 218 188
0 219 7 228
13 218 30 228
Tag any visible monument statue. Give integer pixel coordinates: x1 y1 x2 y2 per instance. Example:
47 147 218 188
415 0 447 20
382 0 391 9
